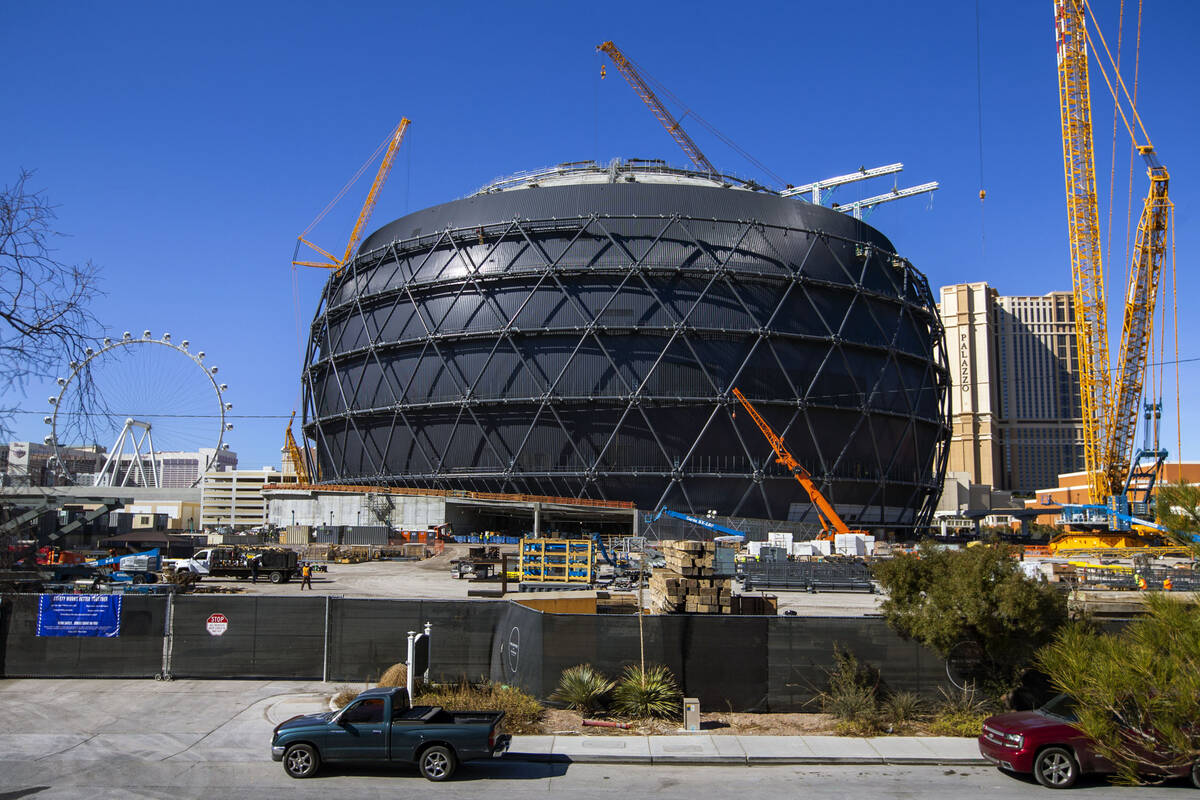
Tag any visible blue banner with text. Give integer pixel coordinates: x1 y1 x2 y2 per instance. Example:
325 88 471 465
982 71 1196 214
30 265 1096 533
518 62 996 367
37 594 122 637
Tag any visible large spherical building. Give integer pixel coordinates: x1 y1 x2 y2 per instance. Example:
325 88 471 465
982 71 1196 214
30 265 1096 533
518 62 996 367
302 161 949 530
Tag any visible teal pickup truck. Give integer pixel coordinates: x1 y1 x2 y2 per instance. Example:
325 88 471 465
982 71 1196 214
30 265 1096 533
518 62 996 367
271 687 510 780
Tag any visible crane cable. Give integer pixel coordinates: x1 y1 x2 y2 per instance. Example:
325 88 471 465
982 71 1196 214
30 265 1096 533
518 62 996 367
1104 0 1126 313
975 0 987 256
298 129 395 239
631 63 788 188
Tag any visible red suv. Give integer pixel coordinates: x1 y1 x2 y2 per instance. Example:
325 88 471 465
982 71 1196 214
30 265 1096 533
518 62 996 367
979 694 1200 789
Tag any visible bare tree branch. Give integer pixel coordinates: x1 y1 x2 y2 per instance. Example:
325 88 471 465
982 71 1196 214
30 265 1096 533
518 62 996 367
0 169 102 441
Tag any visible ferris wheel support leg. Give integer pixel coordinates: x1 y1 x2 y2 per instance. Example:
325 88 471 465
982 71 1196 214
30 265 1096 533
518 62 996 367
95 423 130 488
146 428 159 488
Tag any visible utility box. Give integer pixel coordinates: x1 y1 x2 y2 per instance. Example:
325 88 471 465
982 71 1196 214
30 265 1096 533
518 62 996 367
683 697 700 732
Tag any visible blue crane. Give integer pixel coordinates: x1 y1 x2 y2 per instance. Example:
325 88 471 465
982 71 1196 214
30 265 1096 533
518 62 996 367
645 508 747 540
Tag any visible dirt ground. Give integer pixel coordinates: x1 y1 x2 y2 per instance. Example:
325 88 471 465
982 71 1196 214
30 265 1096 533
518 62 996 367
200 547 886 616
541 708 843 736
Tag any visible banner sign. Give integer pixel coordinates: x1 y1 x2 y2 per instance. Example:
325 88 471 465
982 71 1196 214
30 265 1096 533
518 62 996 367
36 594 122 638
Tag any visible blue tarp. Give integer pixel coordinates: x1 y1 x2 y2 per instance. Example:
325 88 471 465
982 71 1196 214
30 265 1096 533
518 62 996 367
36 594 122 638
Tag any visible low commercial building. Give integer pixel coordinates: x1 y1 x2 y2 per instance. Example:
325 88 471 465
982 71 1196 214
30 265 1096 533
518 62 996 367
200 468 299 530
0 441 237 489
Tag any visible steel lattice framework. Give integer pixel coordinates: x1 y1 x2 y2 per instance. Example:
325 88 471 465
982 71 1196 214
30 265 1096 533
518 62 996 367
302 164 950 531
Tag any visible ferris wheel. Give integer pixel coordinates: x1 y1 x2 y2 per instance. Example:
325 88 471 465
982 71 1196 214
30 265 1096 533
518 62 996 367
45 331 233 488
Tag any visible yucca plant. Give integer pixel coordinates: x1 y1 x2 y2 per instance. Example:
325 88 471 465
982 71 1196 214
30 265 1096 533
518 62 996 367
611 664 682 720
881 690 925 726
550 664 615 714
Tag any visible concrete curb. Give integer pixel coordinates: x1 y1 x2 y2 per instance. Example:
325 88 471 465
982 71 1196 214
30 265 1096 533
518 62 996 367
501 752 990 766
501 734 989 767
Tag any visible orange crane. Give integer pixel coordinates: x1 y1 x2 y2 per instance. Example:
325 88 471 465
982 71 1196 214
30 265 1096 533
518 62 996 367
732 388 866 540
1052 0 1174 546
596 41 716 174
293 117 411 275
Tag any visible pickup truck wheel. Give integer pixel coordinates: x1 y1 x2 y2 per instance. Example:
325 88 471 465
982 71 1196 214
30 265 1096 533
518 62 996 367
1191 762 1199 789
1033 746 1079 789
283 743 320 779
269 571 284 584
418 745 456 781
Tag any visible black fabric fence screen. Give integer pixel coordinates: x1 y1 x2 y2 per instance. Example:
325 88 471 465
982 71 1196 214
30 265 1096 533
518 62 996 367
1 594 949 710
0 594 165 678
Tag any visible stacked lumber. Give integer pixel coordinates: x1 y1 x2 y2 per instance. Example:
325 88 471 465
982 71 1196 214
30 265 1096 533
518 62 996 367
649 540 732 614
661 539 716 576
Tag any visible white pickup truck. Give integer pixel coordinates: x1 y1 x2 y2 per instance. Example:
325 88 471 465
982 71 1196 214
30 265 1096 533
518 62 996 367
171 546 299 584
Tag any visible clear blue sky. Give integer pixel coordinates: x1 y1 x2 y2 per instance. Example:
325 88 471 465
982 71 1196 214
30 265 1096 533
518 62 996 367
4 0 1198 468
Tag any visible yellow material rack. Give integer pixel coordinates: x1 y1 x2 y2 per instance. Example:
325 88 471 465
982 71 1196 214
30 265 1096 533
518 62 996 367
519 538 595 584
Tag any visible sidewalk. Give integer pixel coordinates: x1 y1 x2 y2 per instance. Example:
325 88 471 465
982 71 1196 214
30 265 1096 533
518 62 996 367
0 679 988 768
505 734 987 766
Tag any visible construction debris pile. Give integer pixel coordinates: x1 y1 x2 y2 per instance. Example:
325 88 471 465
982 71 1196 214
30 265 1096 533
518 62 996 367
649 540 732 614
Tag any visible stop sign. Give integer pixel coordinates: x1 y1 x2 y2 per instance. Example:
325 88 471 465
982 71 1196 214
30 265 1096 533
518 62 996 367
206 613 228 636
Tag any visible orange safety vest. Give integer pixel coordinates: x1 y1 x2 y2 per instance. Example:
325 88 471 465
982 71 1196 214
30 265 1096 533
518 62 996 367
302 565 312 577
1163 577 1173 591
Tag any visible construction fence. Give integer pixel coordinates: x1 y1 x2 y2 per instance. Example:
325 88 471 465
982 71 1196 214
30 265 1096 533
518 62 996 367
0 594 948 711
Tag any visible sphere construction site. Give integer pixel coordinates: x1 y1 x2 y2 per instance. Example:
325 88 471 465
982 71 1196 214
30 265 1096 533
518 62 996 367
301 160 951 533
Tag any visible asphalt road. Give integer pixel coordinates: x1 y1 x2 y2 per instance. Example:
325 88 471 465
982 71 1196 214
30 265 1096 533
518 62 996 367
0 761 1191 799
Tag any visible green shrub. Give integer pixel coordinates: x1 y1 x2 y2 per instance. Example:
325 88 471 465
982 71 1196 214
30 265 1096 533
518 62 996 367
611 664 682 720
881 690 924 726
1038 593 1200 785
872 541 1068 698
928 686 991 737
819 647 881 730
415 680 545 735
928 709 989 737
550 664 615 714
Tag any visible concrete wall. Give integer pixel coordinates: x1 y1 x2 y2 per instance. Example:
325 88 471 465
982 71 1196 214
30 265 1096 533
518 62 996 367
267 493 447 529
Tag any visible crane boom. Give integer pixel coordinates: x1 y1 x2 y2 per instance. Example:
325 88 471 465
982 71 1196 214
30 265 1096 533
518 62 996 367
732 388 858 538
1106 158 1171 491
1054 0 1112 503
596 41 717 174
293 117 411 274
341 117 410 266
284 411 310 484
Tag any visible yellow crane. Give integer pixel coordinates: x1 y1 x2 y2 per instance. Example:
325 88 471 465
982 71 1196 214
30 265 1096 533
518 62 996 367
288 117 411 480
732 388 867 541
293 117 412 274
1053 0 1173 548
284 411 309 484
596 41 716 174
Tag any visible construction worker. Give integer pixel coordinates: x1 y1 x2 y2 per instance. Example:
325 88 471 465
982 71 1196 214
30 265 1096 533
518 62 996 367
249 553 260 583
300 562 313 590
1136 574 1148 591
1163 576 1174 591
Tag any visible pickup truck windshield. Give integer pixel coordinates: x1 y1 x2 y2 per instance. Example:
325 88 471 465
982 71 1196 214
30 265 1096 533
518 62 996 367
342 699 385 724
